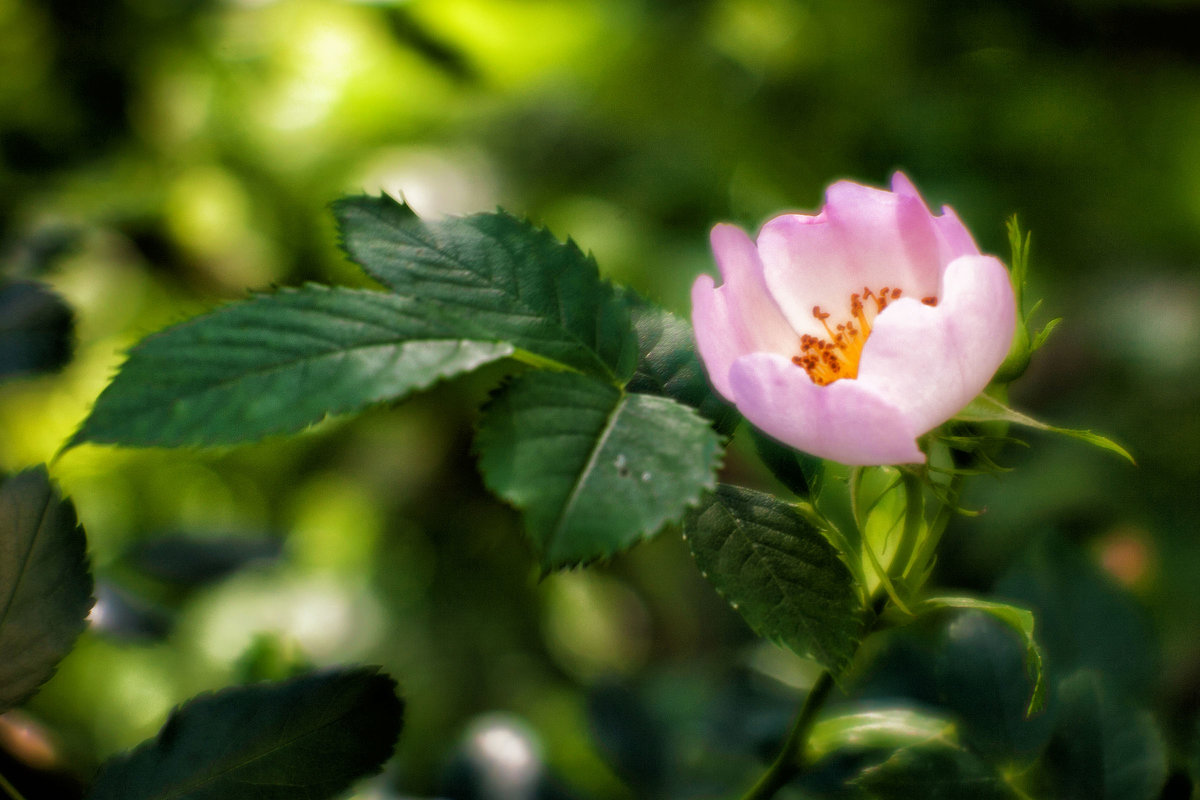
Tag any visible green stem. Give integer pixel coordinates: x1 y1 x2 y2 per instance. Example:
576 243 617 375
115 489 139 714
890 469 924 581
738 670 835 800
0 771 28 800
903 472 964 583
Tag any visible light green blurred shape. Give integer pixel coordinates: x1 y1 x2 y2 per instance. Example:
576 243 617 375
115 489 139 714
409 0 618 87
164 165 281 289
706 0 818 75
183 570 385 668
287 473 384 573
540 571 650 681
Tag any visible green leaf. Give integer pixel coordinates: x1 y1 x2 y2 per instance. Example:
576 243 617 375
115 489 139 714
622 297 737 432
853 741 1018 800
334 195 637 382
1044 670 1167 800
996 536 1158 699
954 393 1134 464
0 467 93 712
919 596 1047 715
806 708 956 764
935 611 1053 765
70 286 515 448
683 486 866 676
87 667 404 800
475 371 722 568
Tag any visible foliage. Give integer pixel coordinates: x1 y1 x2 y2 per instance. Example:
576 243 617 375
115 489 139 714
2 2 1198 799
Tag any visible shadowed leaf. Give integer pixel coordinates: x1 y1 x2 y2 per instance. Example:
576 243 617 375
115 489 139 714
684 486 866 676
87 668 404 800
0 467 93 712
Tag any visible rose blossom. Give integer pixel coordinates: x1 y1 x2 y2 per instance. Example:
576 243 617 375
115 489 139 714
692 173 1016 466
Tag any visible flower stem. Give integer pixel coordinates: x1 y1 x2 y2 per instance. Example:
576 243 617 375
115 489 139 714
737 670 835 800
890 469 925 581
903 472 964 583
0 771 28 800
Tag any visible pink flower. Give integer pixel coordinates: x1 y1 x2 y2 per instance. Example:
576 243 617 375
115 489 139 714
692 173 1016 466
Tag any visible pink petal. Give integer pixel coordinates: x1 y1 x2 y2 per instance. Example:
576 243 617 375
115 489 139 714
890 171 923 200
728 353 926 465
891 172 982 263
856 254 1017 435
758 180 943 337
932 205 981 262
692 224 796 400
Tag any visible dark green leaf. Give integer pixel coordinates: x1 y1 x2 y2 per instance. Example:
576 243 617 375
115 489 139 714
1044 670 1167 800
996 536 1158 699
853 741 1018 800
748 426 823 500
622 297 737 432
0 467 93 712
0 280 75 379
87 667 404 800
684 486 865 675
70 286 514 448
475 371 722 568
935 611 1053 764
334 195 637 381
919 595 1047 715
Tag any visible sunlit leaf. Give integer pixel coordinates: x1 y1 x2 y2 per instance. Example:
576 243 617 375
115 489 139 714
475 371 721 568
955 393 1133 464
87 668 404 800
684 486 866 676
806 708 957 764
919 595 1047 715
70 286 514 448
334 195 637 382
1044 670 1167 800
0 467 93 712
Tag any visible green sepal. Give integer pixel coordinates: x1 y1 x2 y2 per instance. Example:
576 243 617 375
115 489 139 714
994 217 1060 384
954 393 1133 464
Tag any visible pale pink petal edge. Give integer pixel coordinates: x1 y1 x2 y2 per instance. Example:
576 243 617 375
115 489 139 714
729 353 925 466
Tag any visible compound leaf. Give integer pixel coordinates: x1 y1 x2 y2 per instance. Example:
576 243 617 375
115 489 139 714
335 195 637 382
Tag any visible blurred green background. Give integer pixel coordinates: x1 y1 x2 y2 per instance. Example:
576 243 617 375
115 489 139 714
2 0 1200 797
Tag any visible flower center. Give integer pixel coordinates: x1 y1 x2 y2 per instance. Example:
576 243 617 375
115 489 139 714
791 286 938 386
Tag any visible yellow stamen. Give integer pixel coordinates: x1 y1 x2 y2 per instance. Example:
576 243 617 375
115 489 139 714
791 285 936 386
